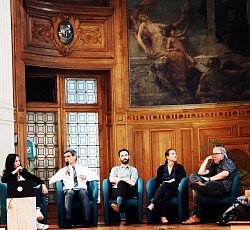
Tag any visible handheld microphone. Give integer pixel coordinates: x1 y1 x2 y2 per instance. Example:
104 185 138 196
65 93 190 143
66 162 70 176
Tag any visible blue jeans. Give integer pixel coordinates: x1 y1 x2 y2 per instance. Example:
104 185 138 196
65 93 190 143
190 173 227 218
33 187 42 208
64 189 90 220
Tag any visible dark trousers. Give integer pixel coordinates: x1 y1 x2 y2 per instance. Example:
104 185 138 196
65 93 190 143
112 181 135 212
190 173 228 218
63 189 90 220
152 182 178 217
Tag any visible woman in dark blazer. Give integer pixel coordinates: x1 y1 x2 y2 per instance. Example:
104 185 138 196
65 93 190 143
1 153 49 230
147 148 186 224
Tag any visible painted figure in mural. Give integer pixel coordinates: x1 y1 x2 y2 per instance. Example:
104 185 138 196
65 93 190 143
136 14 167 57
222 61 250 100
171 0 191 48
195 57 234 103
154 25 196 94
129 0 157 23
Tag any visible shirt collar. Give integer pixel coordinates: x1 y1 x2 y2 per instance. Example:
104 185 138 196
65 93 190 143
120 164 129 168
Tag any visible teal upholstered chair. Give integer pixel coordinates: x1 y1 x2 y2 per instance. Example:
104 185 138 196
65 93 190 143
56 180 98 228
200 174 239 222
0 181 47 224
146 176 189 224
102 178 144 225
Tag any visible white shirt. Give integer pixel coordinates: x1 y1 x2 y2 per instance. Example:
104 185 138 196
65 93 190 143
49 164 99 190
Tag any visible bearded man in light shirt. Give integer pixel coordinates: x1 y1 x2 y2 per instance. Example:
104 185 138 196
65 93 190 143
109 148 139 226
49 150 99 228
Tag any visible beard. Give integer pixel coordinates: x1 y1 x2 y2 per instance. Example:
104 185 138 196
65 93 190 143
121 158 129 164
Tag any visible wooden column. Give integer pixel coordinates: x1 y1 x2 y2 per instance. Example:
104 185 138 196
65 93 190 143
0 0 14 171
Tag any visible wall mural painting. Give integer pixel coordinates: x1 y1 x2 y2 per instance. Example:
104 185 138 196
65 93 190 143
128 0 250 106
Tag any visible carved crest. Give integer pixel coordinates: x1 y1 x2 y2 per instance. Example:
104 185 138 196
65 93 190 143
51 15 80 56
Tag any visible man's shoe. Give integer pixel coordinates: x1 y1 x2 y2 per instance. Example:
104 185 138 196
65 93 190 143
111 202 119 212
182 214 200 225
119 220 126 226
36 208 44 221
190 181 206 191
245 190 250 205
83 220 91 228
64 219 72 229
216 220 228 226
37 221 49 230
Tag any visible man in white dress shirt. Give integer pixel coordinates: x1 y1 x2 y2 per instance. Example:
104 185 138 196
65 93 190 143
49 150 99 228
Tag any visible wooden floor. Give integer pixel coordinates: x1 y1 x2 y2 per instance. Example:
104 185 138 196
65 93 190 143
46 222 231 230
0 204 232 230
43 204 232 230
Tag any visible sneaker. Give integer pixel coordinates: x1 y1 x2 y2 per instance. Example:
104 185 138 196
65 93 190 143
182 214 200 225
119 220 126 226
37 221 49 230
36 209 44 221
111 202 119 212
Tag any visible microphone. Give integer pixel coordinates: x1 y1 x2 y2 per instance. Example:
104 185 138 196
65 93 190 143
66 162 70 176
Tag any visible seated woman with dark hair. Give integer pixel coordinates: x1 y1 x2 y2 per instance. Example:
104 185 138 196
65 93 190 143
147 148 186 224
1 153 49 230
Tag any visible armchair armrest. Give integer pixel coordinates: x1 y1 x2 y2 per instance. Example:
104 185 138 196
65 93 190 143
102 179 111 205
146 177 156 206
87 180 98 200
102 178 112 225
136 178 144 224
230 174 239 204
56 180 64 228
0 182 7 224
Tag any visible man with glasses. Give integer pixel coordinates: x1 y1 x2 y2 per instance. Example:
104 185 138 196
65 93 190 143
49 150 99 228
182 146 236 224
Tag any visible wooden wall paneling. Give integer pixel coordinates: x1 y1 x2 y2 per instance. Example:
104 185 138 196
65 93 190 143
198 126 233 161
131 130 145 179
150 129 175 177
111 0 129 112
179 128 193 176
238 125 250 137
114 124 127 164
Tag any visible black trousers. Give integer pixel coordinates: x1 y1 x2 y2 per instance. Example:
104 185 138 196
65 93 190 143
112 180 135 212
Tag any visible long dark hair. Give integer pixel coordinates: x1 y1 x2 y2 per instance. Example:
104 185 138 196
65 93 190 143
164 148 177 169
4 153 20 172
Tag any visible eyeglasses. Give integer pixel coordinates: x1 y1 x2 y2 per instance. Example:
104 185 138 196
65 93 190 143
212 152 221 156
64 155 72 158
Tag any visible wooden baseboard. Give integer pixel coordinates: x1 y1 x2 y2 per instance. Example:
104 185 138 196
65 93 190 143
229 221 250 230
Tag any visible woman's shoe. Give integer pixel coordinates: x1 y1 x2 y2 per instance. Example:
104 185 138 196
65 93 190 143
161 217 169 224
147 203 154 211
